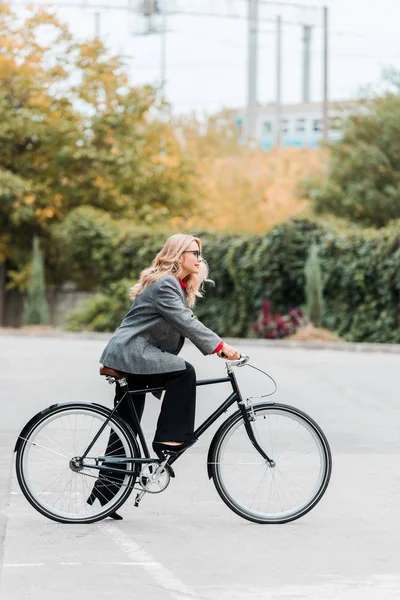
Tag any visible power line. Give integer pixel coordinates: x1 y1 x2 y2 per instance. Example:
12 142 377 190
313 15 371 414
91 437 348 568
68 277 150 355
5 1 315 27
7 0 332 141
231 0 321 10
4 1 361 38
5 0 321 10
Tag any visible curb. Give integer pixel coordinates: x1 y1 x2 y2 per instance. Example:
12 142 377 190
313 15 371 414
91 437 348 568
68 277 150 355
224 337 400 354
1 328 400 354
0 327 111 341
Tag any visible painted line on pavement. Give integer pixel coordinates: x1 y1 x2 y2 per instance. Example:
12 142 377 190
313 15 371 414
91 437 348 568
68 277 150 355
0 453 14 592
4 561 168 568
102 523 201 600
4 564 44 568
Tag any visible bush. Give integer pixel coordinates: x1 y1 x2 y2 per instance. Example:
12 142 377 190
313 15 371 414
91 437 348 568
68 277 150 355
51 207 120 289
61 216 400 343
320 222 400 342
252 300 305 339
50 207 171 289
66 279 133 332
23 237 49 325
304 243 324 327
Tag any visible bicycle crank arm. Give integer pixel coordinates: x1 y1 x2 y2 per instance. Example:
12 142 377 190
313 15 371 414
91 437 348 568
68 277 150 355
134 489 147 507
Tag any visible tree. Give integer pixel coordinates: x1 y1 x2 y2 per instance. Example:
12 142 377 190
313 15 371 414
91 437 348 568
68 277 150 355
304 244 324 327
306 89 400 227
23 237 49 325
0 3 196 287
173 111 320 233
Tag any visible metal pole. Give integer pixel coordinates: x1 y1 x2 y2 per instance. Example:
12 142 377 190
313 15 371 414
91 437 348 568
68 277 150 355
302 24 311 103
94 11 101 37
246 0 259 142
275 14 282 148
322 6 329 140
161 0 167 86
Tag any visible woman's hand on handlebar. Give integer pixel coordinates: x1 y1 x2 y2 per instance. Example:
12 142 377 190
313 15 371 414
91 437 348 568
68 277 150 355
217 342 240 361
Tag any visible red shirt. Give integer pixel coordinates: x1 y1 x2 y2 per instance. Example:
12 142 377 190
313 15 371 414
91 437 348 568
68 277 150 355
179 278 223 354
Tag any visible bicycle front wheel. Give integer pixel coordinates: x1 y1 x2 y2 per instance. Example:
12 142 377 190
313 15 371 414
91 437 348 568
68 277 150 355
15 403 139 524
209 402 332 524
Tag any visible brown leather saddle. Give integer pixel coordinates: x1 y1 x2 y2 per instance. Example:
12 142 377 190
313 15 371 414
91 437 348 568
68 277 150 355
99 366 163 399
99 366 126 379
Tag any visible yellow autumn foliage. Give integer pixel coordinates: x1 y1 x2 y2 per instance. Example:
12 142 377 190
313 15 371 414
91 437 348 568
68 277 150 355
188 148 327 234
173 113 327 234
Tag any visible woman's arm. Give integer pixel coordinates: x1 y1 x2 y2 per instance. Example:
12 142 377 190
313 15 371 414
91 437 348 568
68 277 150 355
217 341 241 360
151 277 222 355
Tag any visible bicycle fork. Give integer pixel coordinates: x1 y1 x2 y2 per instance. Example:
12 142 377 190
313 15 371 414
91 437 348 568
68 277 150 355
228 368 276 467
237 401 275 467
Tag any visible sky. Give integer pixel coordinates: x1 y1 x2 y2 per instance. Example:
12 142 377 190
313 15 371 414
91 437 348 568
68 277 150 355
9 0 400 114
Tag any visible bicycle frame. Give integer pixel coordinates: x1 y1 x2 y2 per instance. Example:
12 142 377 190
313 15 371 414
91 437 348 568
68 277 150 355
82 367 273 477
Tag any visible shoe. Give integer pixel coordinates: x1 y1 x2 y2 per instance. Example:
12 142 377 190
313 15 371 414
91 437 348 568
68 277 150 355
109 511 123 520
151 440 197 479
87 492 123 520
152 439 197 456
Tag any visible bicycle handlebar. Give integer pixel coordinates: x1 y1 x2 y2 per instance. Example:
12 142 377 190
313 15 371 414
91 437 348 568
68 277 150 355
221 354 250 368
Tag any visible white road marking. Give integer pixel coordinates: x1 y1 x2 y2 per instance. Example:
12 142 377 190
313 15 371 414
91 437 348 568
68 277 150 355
195 576 400 599
4 561 166 568
4 564 44 568
102 524 201 600
60 561 144 566
88 561 158 566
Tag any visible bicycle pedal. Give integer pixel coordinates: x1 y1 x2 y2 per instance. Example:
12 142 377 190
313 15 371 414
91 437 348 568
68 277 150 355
153 452 176 478
134 490 146 507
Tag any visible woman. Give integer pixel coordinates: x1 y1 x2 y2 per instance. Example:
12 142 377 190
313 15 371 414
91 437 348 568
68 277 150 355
89 234 240 517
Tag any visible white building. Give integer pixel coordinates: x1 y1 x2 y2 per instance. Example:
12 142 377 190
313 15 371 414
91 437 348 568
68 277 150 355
235 101 353 150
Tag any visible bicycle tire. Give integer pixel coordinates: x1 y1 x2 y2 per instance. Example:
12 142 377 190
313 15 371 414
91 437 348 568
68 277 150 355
15 402 140 524
208 402 332 524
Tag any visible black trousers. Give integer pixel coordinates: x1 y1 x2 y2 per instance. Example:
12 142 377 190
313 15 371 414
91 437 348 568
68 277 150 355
87 362 196 506
115 361 197 443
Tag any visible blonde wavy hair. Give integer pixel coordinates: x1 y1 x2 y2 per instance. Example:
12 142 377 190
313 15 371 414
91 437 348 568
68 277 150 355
129 233 212 308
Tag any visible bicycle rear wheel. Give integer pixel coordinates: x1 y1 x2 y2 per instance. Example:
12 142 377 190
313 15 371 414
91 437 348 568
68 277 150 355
15 403 139 523
209 402 332 524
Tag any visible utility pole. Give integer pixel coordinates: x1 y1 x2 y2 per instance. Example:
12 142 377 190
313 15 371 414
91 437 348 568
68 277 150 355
8 0 324 128
302 24 312 103
160 0 167 86
322 6 329 141
275 14 282 149
246 0 259 142
94 11 101 37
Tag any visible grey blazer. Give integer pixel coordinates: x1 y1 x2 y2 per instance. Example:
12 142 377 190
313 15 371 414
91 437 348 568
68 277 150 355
100 274 222 375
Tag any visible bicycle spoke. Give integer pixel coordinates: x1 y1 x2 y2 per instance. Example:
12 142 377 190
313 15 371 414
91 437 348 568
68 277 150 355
212 404 330 523
20 438 69 460
17 406 137 523
41 466 70 494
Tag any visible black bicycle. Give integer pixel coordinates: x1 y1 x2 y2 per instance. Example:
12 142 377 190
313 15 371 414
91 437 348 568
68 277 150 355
14 356 332 525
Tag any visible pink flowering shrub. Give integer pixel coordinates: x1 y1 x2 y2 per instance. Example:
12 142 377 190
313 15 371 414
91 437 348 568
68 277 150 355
252 300 305 340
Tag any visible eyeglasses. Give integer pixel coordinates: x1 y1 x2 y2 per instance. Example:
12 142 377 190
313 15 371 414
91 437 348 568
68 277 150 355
182 250 201 259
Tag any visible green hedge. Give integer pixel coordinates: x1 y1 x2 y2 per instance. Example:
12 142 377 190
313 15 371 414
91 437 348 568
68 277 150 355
56 208 400 343
66 279 133 332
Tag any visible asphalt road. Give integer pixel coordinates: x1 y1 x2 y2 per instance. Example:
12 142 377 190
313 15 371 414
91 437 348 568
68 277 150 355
0 333 399 600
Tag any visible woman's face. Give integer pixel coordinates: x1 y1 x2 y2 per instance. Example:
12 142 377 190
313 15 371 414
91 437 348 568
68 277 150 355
179 241 202 278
